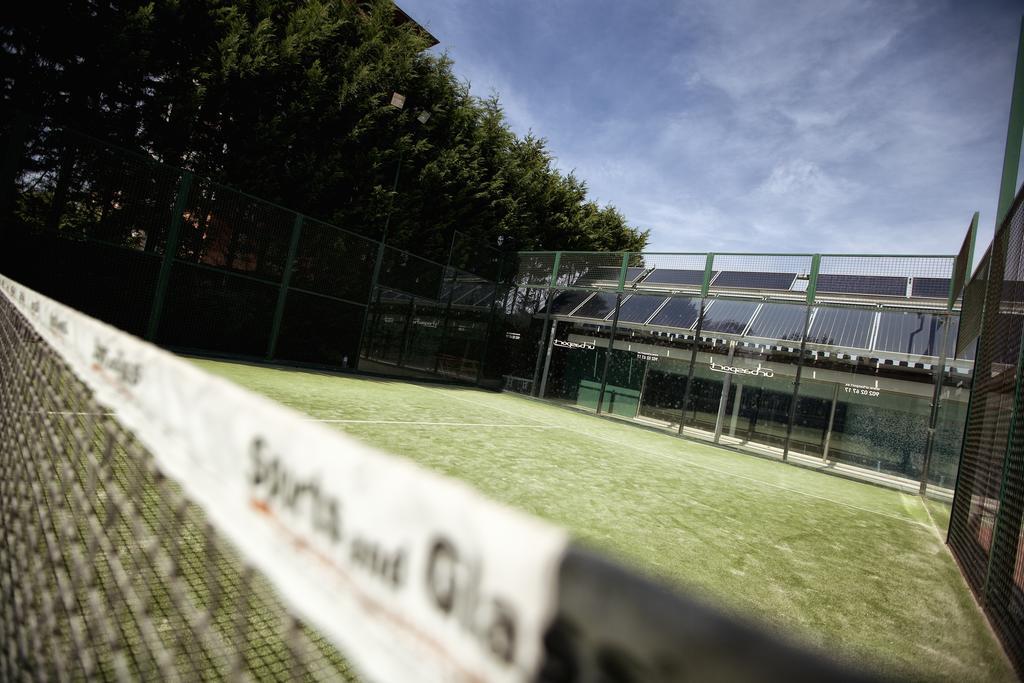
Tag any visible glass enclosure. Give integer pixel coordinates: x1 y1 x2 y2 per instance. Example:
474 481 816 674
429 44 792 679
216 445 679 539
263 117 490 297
497 250 972 498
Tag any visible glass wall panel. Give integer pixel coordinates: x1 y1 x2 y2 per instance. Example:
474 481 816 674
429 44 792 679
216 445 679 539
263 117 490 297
497 287 550 394
363 288 413 366
637 356 692 426
874 311 947 357
931 335 975 491
795 304 934 480
541 317 606 408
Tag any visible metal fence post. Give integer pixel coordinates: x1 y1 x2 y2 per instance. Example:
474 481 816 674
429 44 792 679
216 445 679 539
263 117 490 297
678 253 715 435
782 254 820 460
0 109 30 247
596 293 624 414
266 214 304 361
919 317 952 494
146 171 193 341
531 252 561 396
475 284 504 386
356 241 386 370
995 17 1024 231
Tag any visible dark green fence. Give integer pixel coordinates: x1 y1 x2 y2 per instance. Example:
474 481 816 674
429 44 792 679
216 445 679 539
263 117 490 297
948 184 1024 674
0 128 506 384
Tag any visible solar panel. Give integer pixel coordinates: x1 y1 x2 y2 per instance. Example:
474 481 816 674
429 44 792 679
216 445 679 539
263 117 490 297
649 297 701 330
911 277 951 299
806 307 875 349
380 288 411 301
815 274 907 297
470 286 497 307
573 292 619 319
874 311 947 356
623 267 646 283
640 269 707 286
745 303 807 341
450 283 482 304
571 266 646 287
700 300 760 335
616 295 669 324
546 290 593 315
712 271 796 291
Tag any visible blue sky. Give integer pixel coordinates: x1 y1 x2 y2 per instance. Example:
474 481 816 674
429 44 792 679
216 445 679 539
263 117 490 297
399 0 1022 256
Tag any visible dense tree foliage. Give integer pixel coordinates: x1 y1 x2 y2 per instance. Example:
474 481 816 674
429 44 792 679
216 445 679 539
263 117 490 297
1 0 648 261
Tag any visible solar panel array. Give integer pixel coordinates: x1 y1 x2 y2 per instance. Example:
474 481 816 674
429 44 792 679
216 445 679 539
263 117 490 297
711 271 797 291
546 291 954 358
816 274 907 297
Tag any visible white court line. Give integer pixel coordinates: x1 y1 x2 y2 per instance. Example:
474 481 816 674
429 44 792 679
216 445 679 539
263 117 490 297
414 384 932 530
27 411 116 416
309 419 561 428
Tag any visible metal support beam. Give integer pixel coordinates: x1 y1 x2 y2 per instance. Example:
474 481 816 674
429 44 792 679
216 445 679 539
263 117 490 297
729 383 743 438
636 360 651 419
146 171 193 341
713 343 737 443
782 304 814 461
596 293 624 414
920 318 952 495
782 255 820 460
538 318 558 399
397 297 415 367
995 17 1024 231
356 241 387 371
822 383 840 462
678 300 706 436
266 214 304 361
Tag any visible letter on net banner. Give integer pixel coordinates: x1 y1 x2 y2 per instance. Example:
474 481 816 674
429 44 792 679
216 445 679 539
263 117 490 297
0 275 568 683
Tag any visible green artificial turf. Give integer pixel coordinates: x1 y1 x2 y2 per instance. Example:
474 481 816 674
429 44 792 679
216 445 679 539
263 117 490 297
192 358 1013 682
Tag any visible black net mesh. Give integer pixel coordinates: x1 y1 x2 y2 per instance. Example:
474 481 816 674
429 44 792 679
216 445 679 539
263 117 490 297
156 264 277 357
377 247 444 300
0 286 357 681
4 232 160 337
290 219 377 303
175 178 293 283
273 290 364 369
1 128 508 378
956 247 990 358
949 186 1024 674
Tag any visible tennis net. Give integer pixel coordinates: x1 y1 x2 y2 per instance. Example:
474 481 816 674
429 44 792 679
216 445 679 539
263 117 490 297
0 273 873 682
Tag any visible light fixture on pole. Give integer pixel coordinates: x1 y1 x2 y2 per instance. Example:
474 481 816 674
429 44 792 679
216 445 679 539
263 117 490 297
381 93 430 245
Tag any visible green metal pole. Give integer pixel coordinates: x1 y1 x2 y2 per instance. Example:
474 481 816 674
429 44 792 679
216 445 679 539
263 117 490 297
982 283 1024 603
617 251 630 291
146 171 193 341
397 296 415 368
920 317 952 495
782 255 820 460
266 214 304 360
678 254 715 435
475 283 504 386
596 293 624 414
531 252 561 395
356 241 386 371
948 254 991 544
995 17 1024 231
